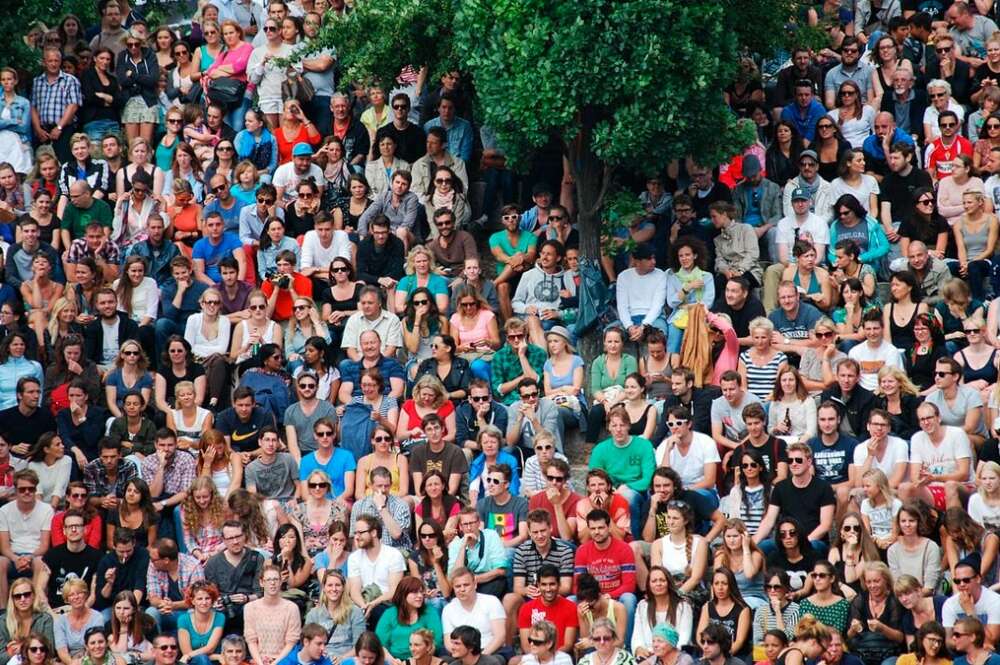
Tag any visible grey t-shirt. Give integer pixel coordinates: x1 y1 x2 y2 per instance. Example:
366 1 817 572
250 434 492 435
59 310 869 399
246 452 299 501
302 47 336 97
926 386 987 437
283 400 338 454
476 494 529 542
710 392 762 441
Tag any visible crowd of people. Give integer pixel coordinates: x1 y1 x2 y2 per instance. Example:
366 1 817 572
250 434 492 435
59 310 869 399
10 3 1000 665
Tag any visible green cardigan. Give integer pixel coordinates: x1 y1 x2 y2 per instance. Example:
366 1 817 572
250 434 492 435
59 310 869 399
589 353 639 396
374 605 444 659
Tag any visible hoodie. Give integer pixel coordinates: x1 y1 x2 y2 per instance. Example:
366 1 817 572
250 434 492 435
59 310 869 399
510 265 576 317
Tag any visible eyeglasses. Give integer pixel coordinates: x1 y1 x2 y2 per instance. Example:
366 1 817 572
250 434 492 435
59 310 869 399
307 482 330 489
788 457 806 464
392 104 409 110
939 122 957 128
354 528 371 536
64 521 85 529
592 636 613 644
546 475 566 482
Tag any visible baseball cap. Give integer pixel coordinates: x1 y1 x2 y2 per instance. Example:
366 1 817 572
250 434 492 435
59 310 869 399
292 143 314 158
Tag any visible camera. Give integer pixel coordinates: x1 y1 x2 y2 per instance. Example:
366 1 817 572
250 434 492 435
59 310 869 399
272 273 291 289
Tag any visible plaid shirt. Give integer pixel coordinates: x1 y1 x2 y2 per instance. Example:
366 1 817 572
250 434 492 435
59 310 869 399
31 71 82 126
83 459 139 498
490 343 547 405
147 552 204 599
140 451 197 497
66 237 120 265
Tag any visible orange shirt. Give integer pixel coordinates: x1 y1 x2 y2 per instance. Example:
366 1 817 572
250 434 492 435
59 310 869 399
260 271 313 321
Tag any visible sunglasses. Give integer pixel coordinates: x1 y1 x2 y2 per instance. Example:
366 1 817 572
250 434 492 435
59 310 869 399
528 637 548 646
212 184 227 193
122 350 140 356
298 382 317 389
12 591 32 600
810 572 830 579
167 118 182 124
257 198 275 205
373 435 393 443
420 531 436 539
412 299 429 306
158 645 179 651
592 636 613 644
507 333 525 340
293 304 310 311
667 420 689 427
955 576 976 585
485 477 504 485
331 266 350 274
502 214 519 221
917 198 934 205
535 444 553 451
930 92 947 99
815 331 835 339
470 395 490 402
16 487 36 494
940 122 957 128
249 304 266 311
934 370 955 377
263 25 278 32
741 462 760 469
435 178 452 184
988 123 1000 129
817 124 834 130
520 392 539 399
788 457 806 464
546 475 566 482
203 300 221 305
779 529 798 537
392 104 409 110
936 47 952 54
69 492 87 499
28 647 46 654
765 584 785 590
307 482 329 489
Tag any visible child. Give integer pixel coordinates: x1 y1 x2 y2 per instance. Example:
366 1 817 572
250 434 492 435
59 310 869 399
230 161 261 208
859 468 901 551
969 461 1000 532
182 104 217 166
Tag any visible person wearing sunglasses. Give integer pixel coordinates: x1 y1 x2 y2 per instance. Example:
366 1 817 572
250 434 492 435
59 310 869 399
115 27 159 147
927 108 974 184
455 379 509 461
520 617 573 665
753 442 835 554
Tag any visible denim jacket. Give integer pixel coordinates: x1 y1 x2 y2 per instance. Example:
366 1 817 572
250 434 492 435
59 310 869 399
0 95 32 144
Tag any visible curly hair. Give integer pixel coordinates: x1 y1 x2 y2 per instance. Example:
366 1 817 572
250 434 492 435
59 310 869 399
227 489 270 547
181 477 226 538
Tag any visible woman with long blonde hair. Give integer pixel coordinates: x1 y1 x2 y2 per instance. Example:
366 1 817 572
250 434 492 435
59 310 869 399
196 430 242 499
180 477 227 564
304 570 365 659
874 365 922 439
713 518 767 610
0 579 52 657
970 461 1000 531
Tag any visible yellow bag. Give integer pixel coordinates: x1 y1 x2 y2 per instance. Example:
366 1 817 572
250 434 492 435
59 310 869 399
674 307 689 330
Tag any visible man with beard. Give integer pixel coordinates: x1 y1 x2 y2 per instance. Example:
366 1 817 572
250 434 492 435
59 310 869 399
879 67 928 143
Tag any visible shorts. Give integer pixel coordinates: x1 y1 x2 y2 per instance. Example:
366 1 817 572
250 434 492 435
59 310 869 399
927 484 947 511
122 97 158 124
257 97 283 114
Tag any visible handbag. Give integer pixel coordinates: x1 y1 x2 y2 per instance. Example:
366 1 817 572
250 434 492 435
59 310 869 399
207 77 247 108
281 69 315 104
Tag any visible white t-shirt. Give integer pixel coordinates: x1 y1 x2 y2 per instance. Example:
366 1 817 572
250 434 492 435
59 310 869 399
827 105 877 148
101 319 120 366
300 229 353 270
943 586 1000 627
861 496 902 539
909 426 975 483
0 500 54 553
852 436 910 478
828 173 881 213
775 213 831 259
272 163 325 204
969 494 1000 531
441 593 505 646
848 341 902 391
346 544 406 594
655 432 720 487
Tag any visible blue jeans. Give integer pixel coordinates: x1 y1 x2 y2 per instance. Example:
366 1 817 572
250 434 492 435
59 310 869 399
616 485 647 538
618 592 638 646
225 96 251 134
83 119 121 142
758 538 829 558
684 488 720 535
145 606 179 635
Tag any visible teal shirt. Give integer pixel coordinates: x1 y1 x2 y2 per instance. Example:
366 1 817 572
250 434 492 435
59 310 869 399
374 606 444 659
589 353 639 395
589 436 656 492
489 229 537 257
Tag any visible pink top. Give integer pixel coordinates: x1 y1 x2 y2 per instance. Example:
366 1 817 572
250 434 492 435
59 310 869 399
243 598 301 659
707 311 739 386
449 309 495 348
206 41 253 83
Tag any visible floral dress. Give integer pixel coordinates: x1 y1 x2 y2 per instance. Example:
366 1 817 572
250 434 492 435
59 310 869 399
292 501 347 556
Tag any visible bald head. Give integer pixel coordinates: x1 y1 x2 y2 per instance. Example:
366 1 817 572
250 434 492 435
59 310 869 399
874 112 896 137
69 181 93 206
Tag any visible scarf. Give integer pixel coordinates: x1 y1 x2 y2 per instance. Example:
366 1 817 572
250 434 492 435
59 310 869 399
432 188 455 210
676 266 705 302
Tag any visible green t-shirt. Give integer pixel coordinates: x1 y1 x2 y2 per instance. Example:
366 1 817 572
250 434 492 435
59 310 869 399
489 229 537 257
589 435 656 491
60 198 113 240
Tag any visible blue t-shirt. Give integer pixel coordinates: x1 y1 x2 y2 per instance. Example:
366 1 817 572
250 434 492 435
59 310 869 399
202 198 245 232
192 232 243 283
396 273 449 298
299 448 357 498
312 550 349 577
768 302 823 341
177 610 225 651
338 357 406 397
105 369 154 410
808 434 859 485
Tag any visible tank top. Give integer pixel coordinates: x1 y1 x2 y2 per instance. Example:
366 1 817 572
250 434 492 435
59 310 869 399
657 534 703 578
792 269 820 295
198 44 217 72
776 648 804 665
235 319 278 363
739 350 788 401
708 602 743 648
581 599 618 631
172 407 210 442
211 467 232 497
346 200 371 230
628 404 655 436
963 217 991 257
960 348 1000 384
889 303 919 351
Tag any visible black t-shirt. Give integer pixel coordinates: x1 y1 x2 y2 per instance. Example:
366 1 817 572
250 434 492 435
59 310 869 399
767 547 819 591
713 296 766 340
898 211 949 248
0 406 56 448
692 181 732 220
42 545 103 607
94 548 150 609
768 476 836 538
214 407 275 453
375 122 427 165
161 365 206 410
734 436 788 477
879 168 934 225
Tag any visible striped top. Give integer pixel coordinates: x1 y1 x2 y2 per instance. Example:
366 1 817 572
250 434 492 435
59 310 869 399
739 349 788 400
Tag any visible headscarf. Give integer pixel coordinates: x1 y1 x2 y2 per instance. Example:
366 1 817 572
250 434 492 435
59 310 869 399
652 624 679 648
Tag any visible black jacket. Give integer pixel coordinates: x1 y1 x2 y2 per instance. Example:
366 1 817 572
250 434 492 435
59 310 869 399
880 88 929 145
83 314 140 365
356 235 405 285
655 386 721 441
820 384 878 439
115 47 160 108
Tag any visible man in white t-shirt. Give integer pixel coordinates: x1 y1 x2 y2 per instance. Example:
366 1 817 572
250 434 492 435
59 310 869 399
848 408 910 493
906 402 974 511
272 143 325 207
346 514 405 625
655 405 721 522
0 469 53 603
775 187 830 261
848 311 901 391
942 558 1000 646
300 213 353 286
441 567 508 660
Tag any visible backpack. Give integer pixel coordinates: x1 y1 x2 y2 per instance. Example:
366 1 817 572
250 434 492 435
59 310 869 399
238 370 292 426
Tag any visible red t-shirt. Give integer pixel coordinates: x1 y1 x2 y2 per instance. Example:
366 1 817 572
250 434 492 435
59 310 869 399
50 511 104 549
529 491 582 536
573 537 636 598
260 272 313 321
518 596 579 650
927 135 973 180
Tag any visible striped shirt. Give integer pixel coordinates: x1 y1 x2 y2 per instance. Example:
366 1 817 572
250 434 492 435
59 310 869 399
739 350 788 401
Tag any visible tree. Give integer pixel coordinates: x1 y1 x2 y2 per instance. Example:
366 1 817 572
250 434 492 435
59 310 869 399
304 0 795 259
